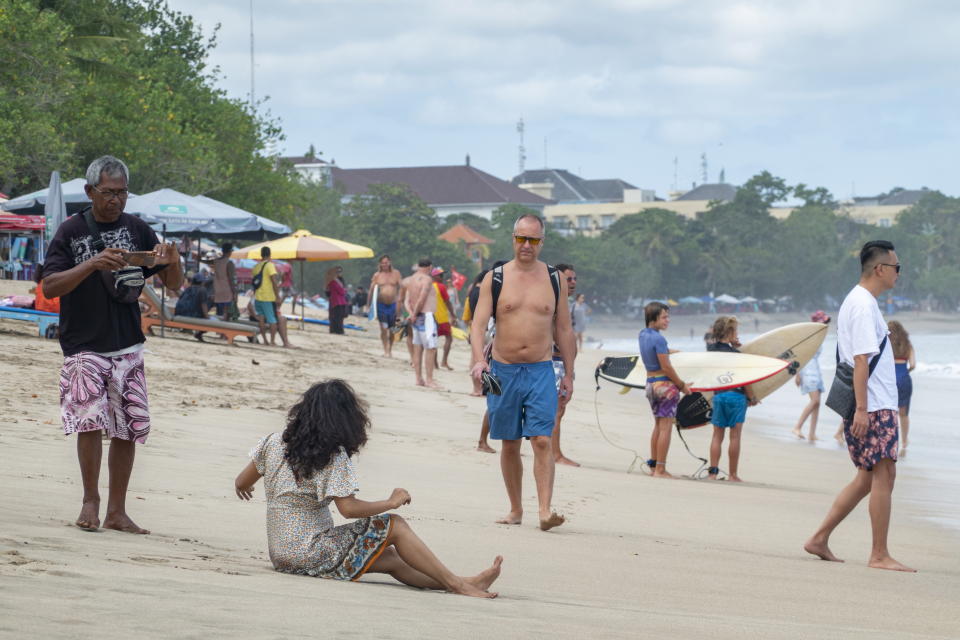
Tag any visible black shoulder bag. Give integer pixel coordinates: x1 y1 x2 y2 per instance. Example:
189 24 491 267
825 336 888 421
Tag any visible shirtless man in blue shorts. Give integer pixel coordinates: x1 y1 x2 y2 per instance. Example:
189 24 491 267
470 214 575 531
369 254 402 357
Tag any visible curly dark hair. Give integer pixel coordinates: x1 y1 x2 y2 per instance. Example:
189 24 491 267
282 379 370 482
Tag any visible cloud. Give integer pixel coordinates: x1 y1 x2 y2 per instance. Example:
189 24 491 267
165 0 960 196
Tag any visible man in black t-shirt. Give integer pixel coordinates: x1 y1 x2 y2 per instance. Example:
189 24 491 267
42 155 183 535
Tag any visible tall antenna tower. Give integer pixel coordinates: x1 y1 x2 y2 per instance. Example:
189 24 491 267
249 0 255 110
700 152 708 184
516 118 526 175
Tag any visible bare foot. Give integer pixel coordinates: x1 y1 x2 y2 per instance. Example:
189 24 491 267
477 442 497 454
469 391 483 397
707 473 719 480
451 578 498 599
442 364 454 371
868 555 916 572
539 512 565 531
496 511 522 525
809 435 818 442
803 537 843 562
75 500 100 531
728 475 743 483
415 379 425 387
466 556 503 591
555 456 580 467
792 428 804 439
103 512 150 535
425 380 443 390
652 470 675 479
834 432 844 444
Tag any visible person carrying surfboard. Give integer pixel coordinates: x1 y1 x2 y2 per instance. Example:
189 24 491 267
639 302 691 478
469 214 575 531
369 254 402 358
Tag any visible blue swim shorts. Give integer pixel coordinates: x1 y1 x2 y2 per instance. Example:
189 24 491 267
377 301 397 329
254 299 278 325
487 359 557 441
711 391 747 428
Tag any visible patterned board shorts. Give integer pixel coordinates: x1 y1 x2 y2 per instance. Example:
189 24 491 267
646 378 680 418
59 350 151 443
844 409 899 471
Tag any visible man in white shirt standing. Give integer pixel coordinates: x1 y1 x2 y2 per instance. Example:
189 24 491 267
804 240 915 572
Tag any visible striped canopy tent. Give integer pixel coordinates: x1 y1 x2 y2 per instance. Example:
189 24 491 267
232 229 374 327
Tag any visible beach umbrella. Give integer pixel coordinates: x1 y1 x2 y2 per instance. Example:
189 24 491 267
715 294 740 304
232 229 374 327
679 296 703 304
194 195 291 238
42 171 67 261
740 296 759 303
1 178 99 215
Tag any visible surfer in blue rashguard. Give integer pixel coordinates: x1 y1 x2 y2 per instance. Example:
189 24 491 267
639 302 691 478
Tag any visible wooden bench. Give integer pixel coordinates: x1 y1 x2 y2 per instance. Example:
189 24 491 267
139 288 258 346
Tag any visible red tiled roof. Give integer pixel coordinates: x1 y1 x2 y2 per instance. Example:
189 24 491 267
438 223 493 245
330 165 553 206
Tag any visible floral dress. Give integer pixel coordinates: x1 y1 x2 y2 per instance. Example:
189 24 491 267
250 433 393 580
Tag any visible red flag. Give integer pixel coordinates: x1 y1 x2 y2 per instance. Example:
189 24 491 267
450 268 467 291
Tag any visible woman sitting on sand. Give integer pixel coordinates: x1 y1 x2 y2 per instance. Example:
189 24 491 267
234 379 502 598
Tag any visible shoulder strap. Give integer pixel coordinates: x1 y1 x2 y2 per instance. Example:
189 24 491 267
491 264 561 321
548 265 560 315
837 336 888 378
490 265 504 322
867 336 888 377
82 208 106 252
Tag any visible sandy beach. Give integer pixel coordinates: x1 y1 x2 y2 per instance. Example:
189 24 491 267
2 298 959 639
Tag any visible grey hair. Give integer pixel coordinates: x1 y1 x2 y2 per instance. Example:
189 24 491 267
513 213 545 233
85 155 130 186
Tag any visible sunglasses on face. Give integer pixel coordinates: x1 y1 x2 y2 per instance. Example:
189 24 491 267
90 185 129 200
878 262 901 274
514 235 543 246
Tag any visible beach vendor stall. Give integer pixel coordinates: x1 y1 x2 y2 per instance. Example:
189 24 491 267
0 213 46 280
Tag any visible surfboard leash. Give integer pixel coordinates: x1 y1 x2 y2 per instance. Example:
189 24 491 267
592 380 647 474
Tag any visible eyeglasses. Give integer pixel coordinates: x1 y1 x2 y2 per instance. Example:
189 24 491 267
90 185 129 201
514 235 543 246
878 262 901 274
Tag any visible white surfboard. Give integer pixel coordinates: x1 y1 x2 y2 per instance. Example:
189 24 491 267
367 284 379 322
596 351 789 392
739 322 828 401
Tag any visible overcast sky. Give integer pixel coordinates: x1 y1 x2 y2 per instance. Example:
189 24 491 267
165 0 959 200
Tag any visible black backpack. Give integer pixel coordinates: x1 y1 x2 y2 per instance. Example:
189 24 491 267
490 263 561 321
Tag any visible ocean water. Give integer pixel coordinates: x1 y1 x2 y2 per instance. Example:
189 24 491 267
593 329 960 533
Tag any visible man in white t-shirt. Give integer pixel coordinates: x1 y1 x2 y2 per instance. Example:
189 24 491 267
804 240 915 572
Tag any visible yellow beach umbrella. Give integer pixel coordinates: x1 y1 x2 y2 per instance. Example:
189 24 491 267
232 229 374 328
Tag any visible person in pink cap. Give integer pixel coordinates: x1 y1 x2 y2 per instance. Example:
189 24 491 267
792 310 831 441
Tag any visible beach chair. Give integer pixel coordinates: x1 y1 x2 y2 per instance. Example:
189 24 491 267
0 306 59 338
139 287 258 346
